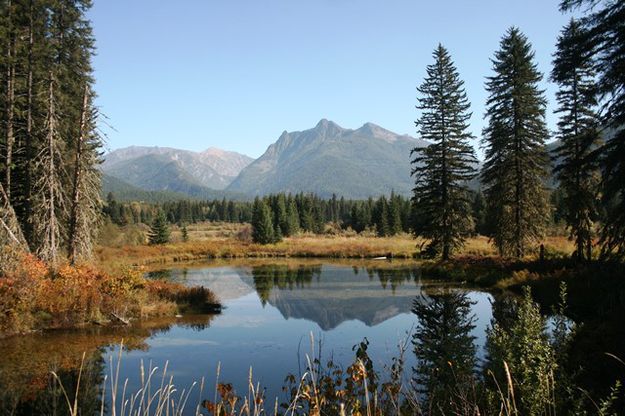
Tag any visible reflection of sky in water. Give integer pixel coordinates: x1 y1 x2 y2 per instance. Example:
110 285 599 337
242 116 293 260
109 264 493 410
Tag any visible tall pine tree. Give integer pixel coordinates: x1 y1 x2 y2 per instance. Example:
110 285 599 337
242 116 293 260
412 45 477 259
551 19 601 261
481 28 550 258
561 0 625 259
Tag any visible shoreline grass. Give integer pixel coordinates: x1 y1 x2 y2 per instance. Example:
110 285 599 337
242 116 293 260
95 232 575 272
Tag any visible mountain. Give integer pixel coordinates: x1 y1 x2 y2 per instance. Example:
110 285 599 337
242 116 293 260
101 173 243 202
226 119 429 199
102 146 253 193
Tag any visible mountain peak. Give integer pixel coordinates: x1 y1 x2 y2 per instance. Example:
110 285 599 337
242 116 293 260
201 147 227 157
312 119 344 140
315 118 342 130
357 122 399 143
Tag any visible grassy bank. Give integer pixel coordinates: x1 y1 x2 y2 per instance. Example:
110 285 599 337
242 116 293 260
96 222 575 272
0 253 220 337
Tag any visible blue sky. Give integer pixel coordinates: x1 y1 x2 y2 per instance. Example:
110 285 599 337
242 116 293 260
89 0 578 158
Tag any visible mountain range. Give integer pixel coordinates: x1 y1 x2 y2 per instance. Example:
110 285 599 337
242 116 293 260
102 120 428 200
101 146 253 200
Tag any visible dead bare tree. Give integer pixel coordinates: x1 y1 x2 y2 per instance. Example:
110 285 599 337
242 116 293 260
33 73 65 266
0 181 28 274
67 85 102 264
3 0 15 200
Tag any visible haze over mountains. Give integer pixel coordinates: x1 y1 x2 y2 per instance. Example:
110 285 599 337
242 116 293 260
103 119 428 200
102 146 254 199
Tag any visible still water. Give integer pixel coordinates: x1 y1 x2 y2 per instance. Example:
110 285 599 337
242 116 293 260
0 260 494 414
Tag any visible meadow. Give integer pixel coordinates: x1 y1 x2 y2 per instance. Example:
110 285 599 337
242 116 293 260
95 221 576 272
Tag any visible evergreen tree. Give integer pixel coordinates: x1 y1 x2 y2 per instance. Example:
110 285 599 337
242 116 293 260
551 19 601 261
388 192 403 235
148 212 170 245
374 196 390 237
471 191 488 236
273 193 289 237
181 224 189 242
285 197 300 236
411 291 477 415
0 0 102 263
481 28 550 258
412 45 477 259
561 0 625 259
251 197 275 244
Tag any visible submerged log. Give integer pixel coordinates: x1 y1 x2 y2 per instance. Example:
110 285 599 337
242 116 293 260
110 312 130 326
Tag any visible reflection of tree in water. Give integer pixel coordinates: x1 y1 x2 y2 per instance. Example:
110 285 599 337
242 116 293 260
0 353 105 416
252 264 321 306
0 314 216 414
411 290 477 415
366 267 418 293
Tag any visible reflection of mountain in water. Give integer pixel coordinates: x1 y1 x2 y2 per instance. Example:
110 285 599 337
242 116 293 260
164 266 256 301
244 265 429 330
161 263 431 330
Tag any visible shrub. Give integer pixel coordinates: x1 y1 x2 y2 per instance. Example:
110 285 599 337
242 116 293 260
0 254 220 335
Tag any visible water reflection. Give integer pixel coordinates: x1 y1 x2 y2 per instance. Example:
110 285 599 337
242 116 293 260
1 261 491 414
411 291 477 413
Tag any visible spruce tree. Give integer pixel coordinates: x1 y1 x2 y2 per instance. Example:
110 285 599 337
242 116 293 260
561 0 625 259
412 45 477 259
481 28 550 258
388 192 403 236
471 191 488 236
273 193 289 236
251 197 275 244
285 197 300 236
551 19 601 261
374 196 390 237
181 224 189 242
148 212 170 245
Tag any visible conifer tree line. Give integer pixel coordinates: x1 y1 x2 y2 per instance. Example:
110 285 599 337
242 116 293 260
0 0 102 265
103 191 418 242
412 0 625 260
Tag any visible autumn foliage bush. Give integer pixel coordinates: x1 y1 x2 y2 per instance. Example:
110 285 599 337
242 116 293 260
0 253 220 336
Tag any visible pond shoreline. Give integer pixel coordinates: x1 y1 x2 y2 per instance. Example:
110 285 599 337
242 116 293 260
94 234 574 271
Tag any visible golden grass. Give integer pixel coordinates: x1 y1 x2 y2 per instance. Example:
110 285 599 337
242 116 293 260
96 225 576 273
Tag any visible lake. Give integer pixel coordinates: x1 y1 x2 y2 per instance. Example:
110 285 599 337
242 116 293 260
0 260 496 414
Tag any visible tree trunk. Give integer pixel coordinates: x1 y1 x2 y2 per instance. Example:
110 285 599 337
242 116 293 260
23 0 35 244
4 0 15 200
67 85 89 264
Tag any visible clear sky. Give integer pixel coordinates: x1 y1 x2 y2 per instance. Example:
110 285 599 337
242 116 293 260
89 0 578 158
